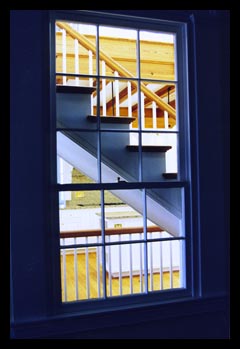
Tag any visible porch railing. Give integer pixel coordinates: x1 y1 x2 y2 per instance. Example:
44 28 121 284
60 226 181 301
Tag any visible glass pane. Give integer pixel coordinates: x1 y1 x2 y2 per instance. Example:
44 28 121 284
105 242 145 297
57 156 96 185
141 131 178 182
147 240 183 292
138 81 176 130
101 131 139 183
56 78 97 130
140 30 176 81
57 131 98 183
59 190 102 242
103 189 144 243
60 245 104 302
55 22 97 79
146 187 184 238
99 26 137 78
90 78 139 128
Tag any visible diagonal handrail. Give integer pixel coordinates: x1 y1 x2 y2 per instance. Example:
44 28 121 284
56 21 176 119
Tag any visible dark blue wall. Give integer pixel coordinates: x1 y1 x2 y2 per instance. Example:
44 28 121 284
10 10 230 339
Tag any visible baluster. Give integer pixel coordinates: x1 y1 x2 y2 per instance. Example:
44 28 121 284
141 92 145 129
74 39 79 86
169 240 173 288
102 61 107 116
85 237 90 299
129 234 133 294
89 50 93 114
96 236 101 297
118 235 122 295
62 239 67 301
149 239 153 291
159 240 163 290
139 242 143 293
164 110 169 129
62 29 67 85
108 236 112 297
74 237 79 300
114 71 120 116
152 101 157 129
128 81 132 118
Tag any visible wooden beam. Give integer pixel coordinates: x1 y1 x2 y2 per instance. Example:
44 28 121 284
60 225 163 238
56 22 176 119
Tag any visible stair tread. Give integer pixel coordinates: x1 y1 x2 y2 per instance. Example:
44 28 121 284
126 145 172 152
162 172 178 179
87 115 136 124
56 85 96 94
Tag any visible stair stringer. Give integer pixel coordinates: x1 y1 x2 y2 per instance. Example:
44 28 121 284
57 132 182 237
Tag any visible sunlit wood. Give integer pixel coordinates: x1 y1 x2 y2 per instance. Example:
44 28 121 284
60 252 180 302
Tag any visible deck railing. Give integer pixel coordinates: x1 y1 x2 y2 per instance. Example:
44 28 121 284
60 226 181 301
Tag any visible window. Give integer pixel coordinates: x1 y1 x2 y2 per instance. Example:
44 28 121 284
50 10 191 309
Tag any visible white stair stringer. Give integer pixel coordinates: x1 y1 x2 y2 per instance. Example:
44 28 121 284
57 132 181 237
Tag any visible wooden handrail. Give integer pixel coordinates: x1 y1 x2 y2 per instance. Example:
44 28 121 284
56 22 176 119
60 226 163 239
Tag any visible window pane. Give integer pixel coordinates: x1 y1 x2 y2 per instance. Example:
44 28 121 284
91 78 139 128
147 240 184 292
145 187 184 238
99 26 137 78
141 131 178 182
105 242 145 297
56 22 97 81
140 30 176 81
138 81 176 130
60 245 104 302
104 189 144 243
57 131 98 183
101 131 140 183
56 78 97 130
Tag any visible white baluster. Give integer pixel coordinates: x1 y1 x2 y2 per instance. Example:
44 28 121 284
169 240 173 289
74 238 79 300
108 236 112 297
89 50 93 115
152 101 157 129
159 241 163 290
74 39 79 86
164 110 169 129
114 71 120 116
85 237 90 299
141 92 145 129
102 61 107 116
128 81 132 118
62 29 67 85
139 242 143 293
118 235 122 296
129 234 133 294
62 240 67 301
179 239 186 288
89 50 93 86
149 239 153 291
96 236 101 297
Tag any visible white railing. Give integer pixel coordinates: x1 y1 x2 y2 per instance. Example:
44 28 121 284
60 226 181 301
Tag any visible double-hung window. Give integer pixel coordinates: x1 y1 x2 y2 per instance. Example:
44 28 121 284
50 10 191 310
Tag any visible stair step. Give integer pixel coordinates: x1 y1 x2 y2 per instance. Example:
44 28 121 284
56 85 96 94
162 172 178 179
87 115 136 124
126 145 172 152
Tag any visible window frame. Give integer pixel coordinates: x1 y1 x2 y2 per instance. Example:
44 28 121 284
49 10 193 315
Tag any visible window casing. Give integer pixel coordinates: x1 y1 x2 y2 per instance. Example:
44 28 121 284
49 10 192 313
